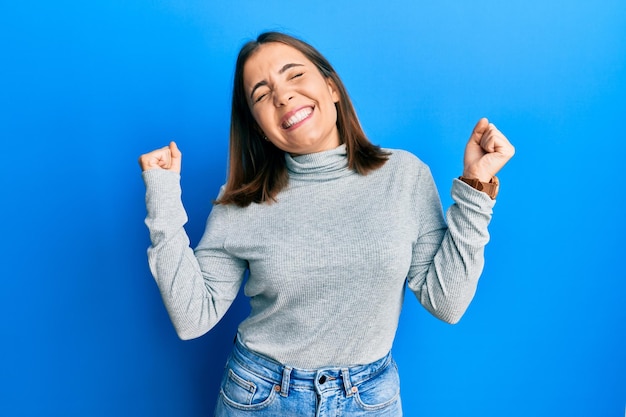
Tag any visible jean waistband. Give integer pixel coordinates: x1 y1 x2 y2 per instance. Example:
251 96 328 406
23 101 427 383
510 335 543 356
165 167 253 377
231 337 393 397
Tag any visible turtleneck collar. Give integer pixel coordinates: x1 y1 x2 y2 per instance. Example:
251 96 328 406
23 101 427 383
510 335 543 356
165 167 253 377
284 144 352 181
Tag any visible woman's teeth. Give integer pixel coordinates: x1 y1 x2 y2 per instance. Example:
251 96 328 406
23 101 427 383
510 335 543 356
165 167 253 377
283 108 312 128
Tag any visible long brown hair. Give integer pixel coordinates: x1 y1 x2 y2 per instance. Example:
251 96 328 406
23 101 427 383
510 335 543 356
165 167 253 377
216 32 389 207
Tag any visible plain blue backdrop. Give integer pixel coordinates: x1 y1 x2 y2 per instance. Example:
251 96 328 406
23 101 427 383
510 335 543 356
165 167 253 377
1 1 624 416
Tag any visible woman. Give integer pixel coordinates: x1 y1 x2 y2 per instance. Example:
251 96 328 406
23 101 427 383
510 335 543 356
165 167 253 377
139 32 514 417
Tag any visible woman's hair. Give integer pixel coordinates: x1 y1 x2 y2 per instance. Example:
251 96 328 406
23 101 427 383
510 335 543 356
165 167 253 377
216 31 389 207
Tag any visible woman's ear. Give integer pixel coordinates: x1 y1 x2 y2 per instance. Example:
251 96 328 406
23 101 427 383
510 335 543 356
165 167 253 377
252 123 263 137
326 78 340 103
253 124 269 141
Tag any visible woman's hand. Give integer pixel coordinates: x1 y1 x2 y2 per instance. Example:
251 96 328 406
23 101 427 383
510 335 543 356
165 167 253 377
138 141 182 174
462 118 515 182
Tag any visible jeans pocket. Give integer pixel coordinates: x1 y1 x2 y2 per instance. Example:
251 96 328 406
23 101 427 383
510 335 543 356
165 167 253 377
353 360 401 412
219 360 278 411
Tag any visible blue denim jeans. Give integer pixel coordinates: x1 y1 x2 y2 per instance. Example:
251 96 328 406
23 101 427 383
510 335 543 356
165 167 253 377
214 339 402 416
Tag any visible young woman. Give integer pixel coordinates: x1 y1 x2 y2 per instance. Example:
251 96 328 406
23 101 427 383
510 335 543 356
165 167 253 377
139 32 514 417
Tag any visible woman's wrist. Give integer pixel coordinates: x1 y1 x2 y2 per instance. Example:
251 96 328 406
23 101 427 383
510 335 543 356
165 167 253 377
458 176 499 200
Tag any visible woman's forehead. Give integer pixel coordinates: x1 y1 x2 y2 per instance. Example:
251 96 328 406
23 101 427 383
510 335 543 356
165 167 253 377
243 43 311 80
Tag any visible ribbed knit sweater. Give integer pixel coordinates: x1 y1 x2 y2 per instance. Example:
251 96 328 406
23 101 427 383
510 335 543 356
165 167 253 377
143 144 495 368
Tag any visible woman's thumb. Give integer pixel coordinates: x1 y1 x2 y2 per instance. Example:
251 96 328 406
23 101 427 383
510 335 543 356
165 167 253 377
169 141 182 172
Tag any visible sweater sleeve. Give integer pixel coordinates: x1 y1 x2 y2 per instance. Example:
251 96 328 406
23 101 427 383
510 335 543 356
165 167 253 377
407 169 495 324
142 170 247 339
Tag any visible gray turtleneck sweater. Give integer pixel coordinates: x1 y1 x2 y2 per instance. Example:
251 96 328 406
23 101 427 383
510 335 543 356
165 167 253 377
143 145 495 368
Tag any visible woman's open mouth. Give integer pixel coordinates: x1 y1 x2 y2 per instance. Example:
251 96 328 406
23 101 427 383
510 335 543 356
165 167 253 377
281 106 314 130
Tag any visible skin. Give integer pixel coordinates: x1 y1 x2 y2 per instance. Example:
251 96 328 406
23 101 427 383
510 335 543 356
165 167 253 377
139 44 515 185
462 118 515 182
242 42 341 156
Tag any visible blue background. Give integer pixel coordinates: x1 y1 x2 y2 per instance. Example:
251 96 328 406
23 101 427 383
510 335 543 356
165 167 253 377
1 1 624 416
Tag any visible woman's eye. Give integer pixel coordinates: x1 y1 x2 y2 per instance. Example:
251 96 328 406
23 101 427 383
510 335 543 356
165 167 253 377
255 93 267 103
291 73 304 80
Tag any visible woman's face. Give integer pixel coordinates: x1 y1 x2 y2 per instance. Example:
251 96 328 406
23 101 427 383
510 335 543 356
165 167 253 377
243 42 341 155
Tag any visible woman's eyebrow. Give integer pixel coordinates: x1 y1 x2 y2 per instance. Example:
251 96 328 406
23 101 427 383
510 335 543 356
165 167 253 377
278 62 304 74
249 63 304 99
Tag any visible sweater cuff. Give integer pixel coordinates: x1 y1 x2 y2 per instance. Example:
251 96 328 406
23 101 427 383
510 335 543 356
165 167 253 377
452 178 496 213
142 169 185 221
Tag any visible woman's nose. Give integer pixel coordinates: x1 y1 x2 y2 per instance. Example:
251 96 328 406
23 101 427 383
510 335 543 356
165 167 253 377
273 85 294 107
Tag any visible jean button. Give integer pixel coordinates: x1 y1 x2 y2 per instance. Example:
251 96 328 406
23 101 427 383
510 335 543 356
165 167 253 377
318 375 327 384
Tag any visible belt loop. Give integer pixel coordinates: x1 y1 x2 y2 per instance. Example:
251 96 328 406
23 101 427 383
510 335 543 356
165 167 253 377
280 366 292 397
341 368 355 397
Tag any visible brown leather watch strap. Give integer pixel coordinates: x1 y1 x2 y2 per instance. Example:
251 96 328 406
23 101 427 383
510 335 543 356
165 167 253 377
458 176 499 199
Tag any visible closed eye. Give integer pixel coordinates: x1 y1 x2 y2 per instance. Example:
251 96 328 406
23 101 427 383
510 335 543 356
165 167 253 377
290 72 304 80
254 92 269 103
